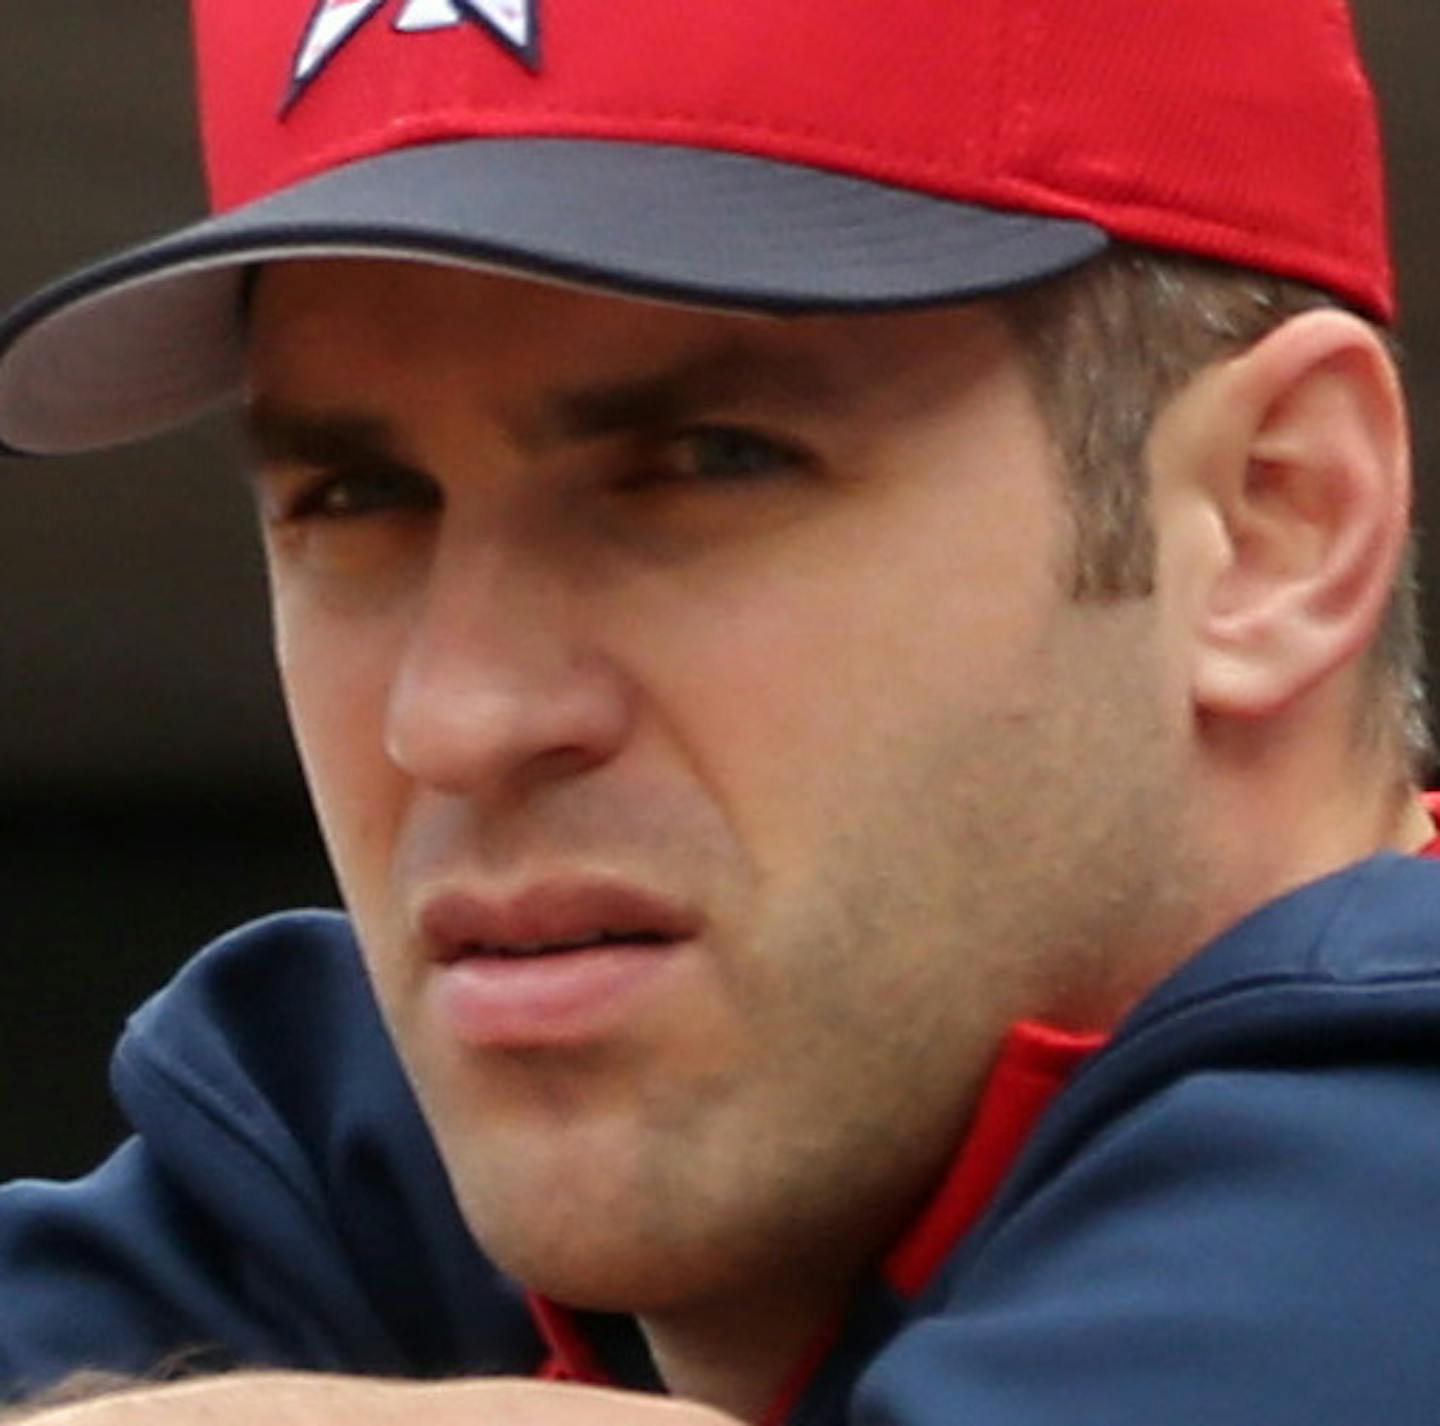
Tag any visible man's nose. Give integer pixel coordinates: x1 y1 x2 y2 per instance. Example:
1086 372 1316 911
382 541 635 804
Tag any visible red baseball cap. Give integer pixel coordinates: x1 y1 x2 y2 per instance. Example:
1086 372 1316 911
0 0 1393 456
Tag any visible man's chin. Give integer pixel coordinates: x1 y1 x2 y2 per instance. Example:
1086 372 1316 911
475 1226 722 1316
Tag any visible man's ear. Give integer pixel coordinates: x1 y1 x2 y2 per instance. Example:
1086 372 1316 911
1157 309 1411 722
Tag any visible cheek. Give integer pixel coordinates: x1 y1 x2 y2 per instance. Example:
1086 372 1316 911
271 589 405 918
622 526 1061 872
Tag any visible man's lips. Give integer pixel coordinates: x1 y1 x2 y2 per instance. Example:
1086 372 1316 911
418 879 702 962
416 880 703 1048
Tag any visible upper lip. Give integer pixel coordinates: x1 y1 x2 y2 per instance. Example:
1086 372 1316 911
417 878 703 961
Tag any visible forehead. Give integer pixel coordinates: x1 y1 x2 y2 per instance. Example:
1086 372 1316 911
244 258 1025 425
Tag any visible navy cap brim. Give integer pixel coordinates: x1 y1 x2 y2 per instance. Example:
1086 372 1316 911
0 138 1108 455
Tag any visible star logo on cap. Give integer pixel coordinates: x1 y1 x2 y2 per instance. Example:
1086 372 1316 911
285 0 540 112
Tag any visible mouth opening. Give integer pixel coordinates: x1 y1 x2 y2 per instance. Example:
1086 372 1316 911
467 929 677 959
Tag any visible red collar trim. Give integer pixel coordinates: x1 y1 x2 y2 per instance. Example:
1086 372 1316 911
752 1020 1102 1426
882 1019 1104 1296
526 1018 1103 1392
528 1292 612 1384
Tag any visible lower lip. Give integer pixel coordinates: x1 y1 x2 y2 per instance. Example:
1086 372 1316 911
430 942 683 1049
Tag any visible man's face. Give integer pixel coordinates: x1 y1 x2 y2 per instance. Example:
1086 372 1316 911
248 260 1193 1329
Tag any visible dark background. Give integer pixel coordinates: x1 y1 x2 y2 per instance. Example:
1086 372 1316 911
2 5 1439 1182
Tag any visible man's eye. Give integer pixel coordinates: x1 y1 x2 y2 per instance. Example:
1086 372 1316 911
650 426 807 486
285 464 440 520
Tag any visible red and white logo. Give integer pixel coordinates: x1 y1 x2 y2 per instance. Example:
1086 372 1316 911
287 0 540 109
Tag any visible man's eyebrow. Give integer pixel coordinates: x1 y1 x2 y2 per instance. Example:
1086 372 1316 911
242 342 851 466
242 400 400 469
538 341 851 443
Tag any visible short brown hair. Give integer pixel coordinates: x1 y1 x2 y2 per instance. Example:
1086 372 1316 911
1001 246 1432 779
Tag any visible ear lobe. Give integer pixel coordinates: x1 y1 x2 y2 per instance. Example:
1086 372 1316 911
1182 310 1410 721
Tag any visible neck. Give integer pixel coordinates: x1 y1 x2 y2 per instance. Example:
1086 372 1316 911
1190 683 1430 951
638 1270 858 1423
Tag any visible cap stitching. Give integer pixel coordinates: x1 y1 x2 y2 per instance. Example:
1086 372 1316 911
1001 0 1039 219
1323 0 1392 303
